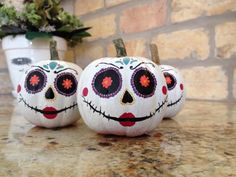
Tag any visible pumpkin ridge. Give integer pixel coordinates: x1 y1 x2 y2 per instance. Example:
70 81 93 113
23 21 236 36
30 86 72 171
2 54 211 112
167 94 184 107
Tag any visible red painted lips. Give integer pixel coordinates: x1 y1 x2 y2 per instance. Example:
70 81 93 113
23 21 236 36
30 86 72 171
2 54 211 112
43 107 58 119
119 113 135 127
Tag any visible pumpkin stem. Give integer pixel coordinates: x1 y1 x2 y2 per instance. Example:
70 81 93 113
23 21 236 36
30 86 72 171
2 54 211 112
113 38 127 57
50 40 59 60
149 43 160 65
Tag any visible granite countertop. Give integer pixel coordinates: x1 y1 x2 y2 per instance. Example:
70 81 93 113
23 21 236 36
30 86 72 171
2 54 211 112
0 95 235 177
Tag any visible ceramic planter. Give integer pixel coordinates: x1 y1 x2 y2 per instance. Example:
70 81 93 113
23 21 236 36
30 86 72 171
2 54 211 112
2 34 67 97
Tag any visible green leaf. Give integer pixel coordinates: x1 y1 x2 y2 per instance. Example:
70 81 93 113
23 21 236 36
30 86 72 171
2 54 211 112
25 31 52 40
72 31 91 38
57 24 74 32
0 0 92 46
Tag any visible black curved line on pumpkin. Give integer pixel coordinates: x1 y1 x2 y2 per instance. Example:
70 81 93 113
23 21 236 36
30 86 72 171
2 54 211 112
82 96 167 122
167 94 183 107
32 66 50 73
130 62 155 70
18 94 77 115
95 62 123 69
54 68 78 75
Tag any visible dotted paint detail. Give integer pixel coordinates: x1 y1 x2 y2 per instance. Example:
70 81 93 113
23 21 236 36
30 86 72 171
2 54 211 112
92 67 122 98
131 67 157 98
24 69 47 94
54 72 78 97
163 72 177 91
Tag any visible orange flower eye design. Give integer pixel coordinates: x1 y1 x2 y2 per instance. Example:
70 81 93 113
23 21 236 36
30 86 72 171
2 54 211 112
102 77 113 89
165 76 172 84
139 75 150 87
55 73 77 96
62 79 73 89
25 69 47 94
163 72 177 90
30 75 40 86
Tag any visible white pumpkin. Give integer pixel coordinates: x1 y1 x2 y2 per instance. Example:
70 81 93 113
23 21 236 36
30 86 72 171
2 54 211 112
160 65 186 118
17 41 82 128
77 56 168 137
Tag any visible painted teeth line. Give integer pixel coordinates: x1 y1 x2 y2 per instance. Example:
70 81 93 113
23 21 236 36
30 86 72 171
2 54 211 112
82 96 167 122
167 94 183 107
19 94 77 115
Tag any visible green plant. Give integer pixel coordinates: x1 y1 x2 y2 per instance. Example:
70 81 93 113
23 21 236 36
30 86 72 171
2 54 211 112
0 0 91 46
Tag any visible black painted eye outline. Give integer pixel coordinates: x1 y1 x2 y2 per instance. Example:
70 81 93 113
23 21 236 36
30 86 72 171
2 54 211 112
92 67 122 98
131 67 157 98
25 69 47 94
54 72 78 97
163 72 177 90
12 58 32 65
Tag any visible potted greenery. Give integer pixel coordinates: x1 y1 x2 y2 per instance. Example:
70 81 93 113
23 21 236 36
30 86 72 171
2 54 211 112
0 0 90 96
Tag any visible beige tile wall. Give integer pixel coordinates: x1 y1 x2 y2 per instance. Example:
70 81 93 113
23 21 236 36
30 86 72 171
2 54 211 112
74 0 236 102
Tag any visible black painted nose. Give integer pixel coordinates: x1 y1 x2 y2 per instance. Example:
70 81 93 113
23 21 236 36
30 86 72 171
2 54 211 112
122 90 134 104
45 87 55 99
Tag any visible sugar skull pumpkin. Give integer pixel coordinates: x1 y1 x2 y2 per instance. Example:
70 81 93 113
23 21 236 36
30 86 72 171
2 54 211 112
161 65 186 118
149 44 186 118
77 39 167 137
17 41 82 128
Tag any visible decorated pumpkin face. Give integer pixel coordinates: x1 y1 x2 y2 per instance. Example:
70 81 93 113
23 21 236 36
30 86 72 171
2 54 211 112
78 57 168 137
160 65 186 118
17 60 82 128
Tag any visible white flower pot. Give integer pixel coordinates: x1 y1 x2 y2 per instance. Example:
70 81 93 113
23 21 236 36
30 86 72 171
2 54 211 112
2 34 67 97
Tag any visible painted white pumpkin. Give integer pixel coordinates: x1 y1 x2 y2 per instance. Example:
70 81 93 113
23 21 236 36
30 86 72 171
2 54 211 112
17 60 82 128
77 57 168 137
17 41 82 128
160 65 186 118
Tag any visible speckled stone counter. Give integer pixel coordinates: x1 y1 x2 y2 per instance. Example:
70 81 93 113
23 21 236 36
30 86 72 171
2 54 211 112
0 95 235 177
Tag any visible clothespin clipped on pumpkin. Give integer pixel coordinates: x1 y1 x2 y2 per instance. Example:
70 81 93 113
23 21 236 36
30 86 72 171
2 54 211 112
149 43 186 118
